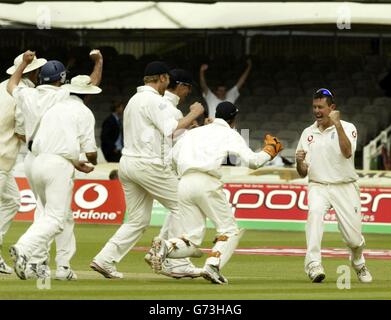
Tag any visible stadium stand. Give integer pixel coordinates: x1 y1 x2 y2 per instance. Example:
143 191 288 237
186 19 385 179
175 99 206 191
1 29 390 169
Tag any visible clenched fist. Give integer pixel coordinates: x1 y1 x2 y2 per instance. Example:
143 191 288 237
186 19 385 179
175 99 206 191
89 49 103 62
23 50 35 65
190 102 204 117
329 110 341 126
200 64 208 72
295 149 307 163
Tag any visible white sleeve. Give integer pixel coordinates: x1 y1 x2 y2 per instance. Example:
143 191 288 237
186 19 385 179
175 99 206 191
346 123 358 153
228 132 271 169
12 87 35 112
14 104 25 135
146 99 179 137
79 110 97 153
226 86 240 103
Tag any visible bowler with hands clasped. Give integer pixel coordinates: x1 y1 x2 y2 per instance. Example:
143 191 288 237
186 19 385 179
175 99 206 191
296 88 372 284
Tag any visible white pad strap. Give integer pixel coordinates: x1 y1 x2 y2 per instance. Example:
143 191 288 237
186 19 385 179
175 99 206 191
206 229 245 269
165 238 203 259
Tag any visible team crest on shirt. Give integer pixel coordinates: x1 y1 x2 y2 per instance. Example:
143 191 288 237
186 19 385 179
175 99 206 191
307 135 314 144
352 130 357 138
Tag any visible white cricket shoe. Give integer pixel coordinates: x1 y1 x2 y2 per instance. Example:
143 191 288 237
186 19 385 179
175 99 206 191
0 256 13 274
25 263 38 279
307 263 326 283
144 250 153 268
90 259 123 279
160 260 203 279
201 264 228 285
55 266 77 281
353 264 373 283
9 245 28 280
150 237 168 273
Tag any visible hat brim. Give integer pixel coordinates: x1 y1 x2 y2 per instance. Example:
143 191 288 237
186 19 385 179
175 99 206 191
62 84 102 95
6 58 47 75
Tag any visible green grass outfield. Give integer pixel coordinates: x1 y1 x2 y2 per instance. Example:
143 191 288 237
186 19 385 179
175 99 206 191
1 222 391 300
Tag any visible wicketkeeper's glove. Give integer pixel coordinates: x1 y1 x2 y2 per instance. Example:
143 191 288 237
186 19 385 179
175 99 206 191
262 134 284 159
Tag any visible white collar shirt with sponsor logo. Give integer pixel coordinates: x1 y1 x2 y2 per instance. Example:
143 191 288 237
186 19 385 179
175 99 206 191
296 120 359 184
32 95 97 161
121 86 178 165
172 118 270 178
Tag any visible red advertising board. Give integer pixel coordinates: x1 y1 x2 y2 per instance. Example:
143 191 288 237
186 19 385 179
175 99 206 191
224 183 391 223
14 178 391 225
15 178 125 224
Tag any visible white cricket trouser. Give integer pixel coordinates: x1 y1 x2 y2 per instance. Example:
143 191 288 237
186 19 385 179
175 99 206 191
16 154 74 260
24 152 76 267
95 157 182 264
177 172 239 266
0 169 20 251
305 182 365 272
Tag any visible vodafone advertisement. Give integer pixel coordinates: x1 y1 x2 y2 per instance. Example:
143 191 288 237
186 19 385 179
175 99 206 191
14 178 391 225
15 178 125 224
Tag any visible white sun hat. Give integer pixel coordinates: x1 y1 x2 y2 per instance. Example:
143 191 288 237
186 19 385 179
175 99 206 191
6 53 47 75
62 75 102 94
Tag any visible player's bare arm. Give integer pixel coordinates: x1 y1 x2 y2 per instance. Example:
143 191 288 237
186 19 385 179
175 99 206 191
329 110 352 159
86 152 98 165
199 64 209 95
296 149 308 178
176 102 204 130
236 58 252 90
89 49 103 86
7 50 35 95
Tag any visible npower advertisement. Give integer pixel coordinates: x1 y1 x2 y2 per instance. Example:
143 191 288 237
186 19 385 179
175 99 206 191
14 178 391 225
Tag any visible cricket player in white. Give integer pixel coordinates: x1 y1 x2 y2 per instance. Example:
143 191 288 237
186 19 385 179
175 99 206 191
7 50 103 280
9 74 99 280
145 68 203 279
0 53 46 274
91 61 204 279
296 88 372 283
149 101 283 284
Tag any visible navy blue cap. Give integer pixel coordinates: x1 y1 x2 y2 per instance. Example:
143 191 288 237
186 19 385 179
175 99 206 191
215 101 239 120
170 68 193 86
144 61 170 77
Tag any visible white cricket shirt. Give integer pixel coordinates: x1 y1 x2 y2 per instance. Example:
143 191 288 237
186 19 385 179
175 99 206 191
172 118 271 178
32 95 97 161
296 120 359 184
121 85 179 165
0 78 34 171
12 84 70 143
203 86 239 119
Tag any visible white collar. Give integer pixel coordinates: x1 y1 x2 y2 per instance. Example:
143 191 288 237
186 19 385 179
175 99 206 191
21 78 35 88
164 90 180 107
137 85 160 95
212 118 231 128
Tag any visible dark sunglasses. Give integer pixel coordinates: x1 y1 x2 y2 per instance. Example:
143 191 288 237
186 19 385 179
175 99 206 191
176 81 192 88
315 88 333 97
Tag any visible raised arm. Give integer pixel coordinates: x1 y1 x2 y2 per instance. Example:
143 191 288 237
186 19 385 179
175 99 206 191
176 102 205 130
89 49 103 86
329 110 352 159
7 50 35 95
199 64 209 96
235 58 252 90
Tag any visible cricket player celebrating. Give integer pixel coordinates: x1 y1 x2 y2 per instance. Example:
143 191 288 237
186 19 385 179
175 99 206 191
296 88 372 283
149 101 283 284
0 53 46 274
8 72 100 280
91 61 204 279
145 68 203 279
